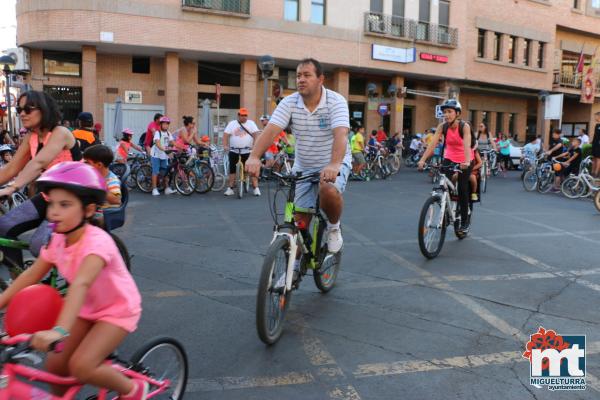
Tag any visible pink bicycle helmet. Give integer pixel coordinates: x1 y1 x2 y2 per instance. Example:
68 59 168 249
37 162 107 204
122 128 134 136
159 116 171 123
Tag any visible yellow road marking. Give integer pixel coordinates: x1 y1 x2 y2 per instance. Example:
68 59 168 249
185 371 314 392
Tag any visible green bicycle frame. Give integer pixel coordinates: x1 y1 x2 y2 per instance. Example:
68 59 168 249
283 202 320 270
0 237 29 250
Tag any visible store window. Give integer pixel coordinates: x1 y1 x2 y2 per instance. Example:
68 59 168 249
493 33 502 61
311 0 325 24
523 39 531 66
43 51 81 76
439 0 449 26
198 92 240 109
392 0 404 16
370 0 383 13
508 36 516 64
477 29 485 58
132 57 150 74
43 85 82 123
284 0 299 21
198 62 240 86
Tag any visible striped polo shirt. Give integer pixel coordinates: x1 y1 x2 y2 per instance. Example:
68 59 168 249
270 88 351 170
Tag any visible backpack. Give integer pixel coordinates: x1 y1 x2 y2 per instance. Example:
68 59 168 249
138 132 146 147
442 120 476 149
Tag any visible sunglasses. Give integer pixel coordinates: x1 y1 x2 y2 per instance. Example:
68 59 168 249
16 105 38 115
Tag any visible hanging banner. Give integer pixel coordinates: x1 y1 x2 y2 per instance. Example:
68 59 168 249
544 94 563 120
580 46 599 104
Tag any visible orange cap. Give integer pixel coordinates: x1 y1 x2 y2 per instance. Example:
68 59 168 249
238 108 249 116
201 135 210 142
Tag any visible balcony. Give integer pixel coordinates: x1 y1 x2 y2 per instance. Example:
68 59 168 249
553 70 600 93
364 12 458 47
182 0 250 16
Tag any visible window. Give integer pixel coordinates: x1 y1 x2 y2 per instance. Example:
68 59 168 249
508 114 515 136
197 92 240 109
132 57 150 74
43 51 81 76
370 0 383 13
493 33 502 61
43 85 82 123
523 39 531 66
278 68 297 90
593 0 600 8
284 0 299 21
537 42 545 68
508 36 516 63
392 0 404 16
349 77 367 96
573 0 580 8
467 110 475 124
198 62 240 86
497 112 504 134
482 111 489 127
477 29 485 58
439 0 449 26
311 0 325 24
419 0 430 21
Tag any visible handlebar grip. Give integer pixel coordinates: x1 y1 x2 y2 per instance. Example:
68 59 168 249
49 340 65 353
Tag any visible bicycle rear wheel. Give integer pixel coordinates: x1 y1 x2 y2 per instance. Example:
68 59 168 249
418 196 447 259
594 190 600 213
130 337 188 400
537 171 554 193
136 165 153 193
256 236 292 345
561 177 585 199
211 172 226 192
126 166 138 190
522 170 538 192
194 162 214 194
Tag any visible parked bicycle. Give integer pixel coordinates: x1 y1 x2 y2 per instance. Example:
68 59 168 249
256 171 341 345
561 157 598 198
188 147 214 194
0 334 188 399
418 163 472 259
136 150 196 195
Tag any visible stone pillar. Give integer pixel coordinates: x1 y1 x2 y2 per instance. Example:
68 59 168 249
27 49 44 91
483 31 495 59
515 113 527 142
501 113 511 136
81 46 97 116
530 40 540 68
333 69 349 99
515 37 525 66
488 112 497 136
240 59 258 121
165 52 179 121
499 34 510 63
390 75 405 135
473 110 483 127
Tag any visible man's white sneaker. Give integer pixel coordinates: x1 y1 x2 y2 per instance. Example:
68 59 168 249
152 188 160 196
253 187 261 196
327 227 343 253
224 187 234 196
164 187 176 195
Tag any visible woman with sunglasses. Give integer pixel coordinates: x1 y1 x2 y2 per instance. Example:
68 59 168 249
0 90 82 268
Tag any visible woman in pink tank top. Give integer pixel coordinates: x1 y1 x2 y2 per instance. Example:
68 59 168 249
417 99 474 235
0 90 82 268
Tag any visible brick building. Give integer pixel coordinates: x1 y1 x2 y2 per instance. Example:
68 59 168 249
13 0 600 146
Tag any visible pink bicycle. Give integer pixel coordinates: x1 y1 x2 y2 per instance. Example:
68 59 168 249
0 334 188 399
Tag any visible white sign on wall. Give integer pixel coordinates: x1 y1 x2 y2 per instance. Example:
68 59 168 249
544 94 563 120
125 91 143 104
372 44 416 64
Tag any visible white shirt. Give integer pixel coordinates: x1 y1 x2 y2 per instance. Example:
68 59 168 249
151 130 173 160
410 139 421 151
224 119 259 154
580 134 590 145
269 87 351 170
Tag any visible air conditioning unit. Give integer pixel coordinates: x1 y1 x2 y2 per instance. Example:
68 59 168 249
6 47 31 72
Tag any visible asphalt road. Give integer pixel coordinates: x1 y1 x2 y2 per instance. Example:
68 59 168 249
115 168 600 400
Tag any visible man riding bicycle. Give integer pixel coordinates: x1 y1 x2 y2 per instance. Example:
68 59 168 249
246 58 350 254
418 99 473 235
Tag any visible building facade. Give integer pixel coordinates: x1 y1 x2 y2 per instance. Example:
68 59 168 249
13 0 600 146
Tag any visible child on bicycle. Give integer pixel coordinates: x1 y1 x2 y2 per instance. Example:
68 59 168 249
116 129 144 164
83 144 122 209
0 162 145 399
469 149 483 201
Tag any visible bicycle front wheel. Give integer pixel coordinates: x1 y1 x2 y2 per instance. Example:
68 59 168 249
136 165 153 193
211 172 226 192
256 236 292 345
175 167 196 196
481 164 488 193
130 337 188 400
194 162 214 194
126 166 138 190
537 171 554 193
522 170 538 192
561 177 585 199
236 163 244 199
314 224 341 293
418 196 447 259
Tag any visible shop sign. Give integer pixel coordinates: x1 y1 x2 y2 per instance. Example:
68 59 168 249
124 90 143 104
420 52 449 63
372 44 416 64
435 105 444 119
352 111 363 119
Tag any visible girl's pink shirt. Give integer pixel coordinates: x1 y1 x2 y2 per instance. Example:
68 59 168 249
444 124 466 164
40 225 142 332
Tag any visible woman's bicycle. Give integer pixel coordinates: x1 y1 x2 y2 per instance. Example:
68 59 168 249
256 171 342 345
418 163 472 259
0 334 188 399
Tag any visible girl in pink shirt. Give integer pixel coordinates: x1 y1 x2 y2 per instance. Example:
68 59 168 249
0 162 146 400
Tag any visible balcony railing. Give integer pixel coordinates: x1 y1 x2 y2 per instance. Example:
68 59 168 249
553 70 600 92
364 12 458 47
182 0 250 15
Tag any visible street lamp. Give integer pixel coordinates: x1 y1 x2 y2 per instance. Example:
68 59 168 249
538 90 549 146
0 55 16 138
258 55 275 118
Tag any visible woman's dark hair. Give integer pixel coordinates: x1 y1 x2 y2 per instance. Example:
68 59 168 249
183 116 194 126
17 90 62 131
371 130 377 136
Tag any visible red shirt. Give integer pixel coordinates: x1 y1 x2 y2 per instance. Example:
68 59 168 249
267 132 286 154
145 121 160 148
376 130 387 143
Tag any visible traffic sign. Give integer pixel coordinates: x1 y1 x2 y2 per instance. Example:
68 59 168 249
435 105 444 119
377 103 389 116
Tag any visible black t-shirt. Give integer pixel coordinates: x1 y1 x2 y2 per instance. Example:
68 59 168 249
549 137 563 158
593 124 600 148
569 147 582 171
